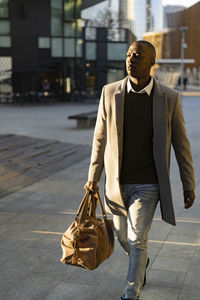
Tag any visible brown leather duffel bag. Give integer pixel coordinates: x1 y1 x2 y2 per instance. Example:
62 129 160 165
60 190 114 270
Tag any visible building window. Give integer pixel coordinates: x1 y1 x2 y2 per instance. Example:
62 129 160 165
64 22 76 37
146 0 151 32
51 37 63 57
51 0 62 36
38 37 50 48
0 35 11 47
107 43 128 61
0 0 9 18
76 19 82 37
107 69 124 84
86 42 96 60
0 20 10 35
64 21 82 38
64 0 74 20
75 38 82 57
0 57 12 102
86 71 96 92
64 38 75 57
64 0 81 20
85 27 96 40
107 29 126 42
64 38 82 57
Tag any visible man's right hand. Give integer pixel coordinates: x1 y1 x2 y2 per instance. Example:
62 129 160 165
84 181 99 193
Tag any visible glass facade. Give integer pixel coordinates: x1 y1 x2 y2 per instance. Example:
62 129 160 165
64 19 82 37
146 0 151 32
134 0 146 40
0 0 11 47
0 56 12 102
134 0 163 39
75 19 82 37
75 38 82 57
0 35 10 47
107 28 126 42
37 0 129 96
48 0 83 97
85 27 96 40
151 0 163 32
0 19 10 34
64 38 75 57
0 0 9 18
64 0 74 20
51 37 63 57
107 69 124 84
86 42 96 60
64 22 76 37
64 0 81 20
107 43 128 61
50 0 62 36
85 71 96 92
64 38 82 57
50 0 82 58
38 37 50 48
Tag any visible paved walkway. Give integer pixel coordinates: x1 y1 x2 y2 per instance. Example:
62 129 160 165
0 96 200 300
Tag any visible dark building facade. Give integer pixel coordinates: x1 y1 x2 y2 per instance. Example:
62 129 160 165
0 0 135 102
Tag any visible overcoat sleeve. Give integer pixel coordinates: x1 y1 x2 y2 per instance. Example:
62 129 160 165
88 86 107 182
171 94 195 190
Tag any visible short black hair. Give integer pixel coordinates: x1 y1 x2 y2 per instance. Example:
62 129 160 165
137 40 156 59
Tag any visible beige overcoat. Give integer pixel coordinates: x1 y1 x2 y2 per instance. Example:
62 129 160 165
88 77 195 225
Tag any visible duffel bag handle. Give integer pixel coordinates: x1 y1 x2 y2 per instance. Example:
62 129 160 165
76 190 107 224
93 190 107 218
76 190 90 218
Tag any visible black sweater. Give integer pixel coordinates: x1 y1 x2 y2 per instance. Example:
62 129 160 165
120 89 158 184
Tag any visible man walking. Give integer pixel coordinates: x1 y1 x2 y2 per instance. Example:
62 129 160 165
85 40 195 300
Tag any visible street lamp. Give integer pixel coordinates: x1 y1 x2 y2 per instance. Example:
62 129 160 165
180 26 188 92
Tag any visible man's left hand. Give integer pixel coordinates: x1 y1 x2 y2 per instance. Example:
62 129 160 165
184 190 195 209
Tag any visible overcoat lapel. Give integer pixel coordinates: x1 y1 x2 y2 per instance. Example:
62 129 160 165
115 77 128 176
153 79 167 157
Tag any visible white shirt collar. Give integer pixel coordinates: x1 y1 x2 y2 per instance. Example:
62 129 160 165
127 77 154 96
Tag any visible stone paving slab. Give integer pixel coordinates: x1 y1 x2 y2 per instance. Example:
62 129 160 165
178 266 200 300
157 243 196 260
147 269 185 289
0 134 91 199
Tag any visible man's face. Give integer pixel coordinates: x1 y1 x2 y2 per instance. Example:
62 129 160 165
126 42 155 79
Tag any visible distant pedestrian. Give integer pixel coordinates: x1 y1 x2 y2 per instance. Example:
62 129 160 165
178 75 188 90
42 79 51 94
183 76 188 90
85 40 195 300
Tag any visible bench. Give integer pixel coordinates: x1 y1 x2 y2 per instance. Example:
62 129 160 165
68 110 97 128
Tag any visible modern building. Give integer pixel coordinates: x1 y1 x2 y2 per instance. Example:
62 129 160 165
0 0 135 103
81 0 163 39
135 0 163 39
163 5 185 28
83 26 135 96
144 2 200 87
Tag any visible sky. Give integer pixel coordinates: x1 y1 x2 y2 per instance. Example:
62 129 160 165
163 0 200 7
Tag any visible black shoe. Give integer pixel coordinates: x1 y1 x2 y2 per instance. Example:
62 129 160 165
143 257 150 287
121 296 139 300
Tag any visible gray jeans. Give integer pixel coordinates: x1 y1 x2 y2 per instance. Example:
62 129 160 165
113 184 160 299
